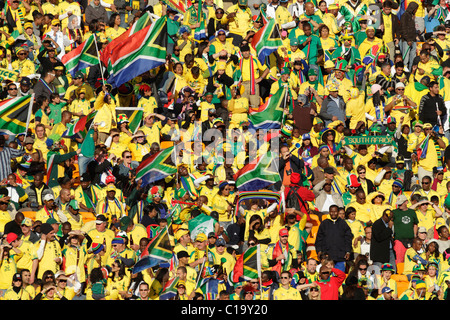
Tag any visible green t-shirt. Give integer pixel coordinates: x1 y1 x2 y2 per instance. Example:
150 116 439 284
392 208 419 241
48 102 66 124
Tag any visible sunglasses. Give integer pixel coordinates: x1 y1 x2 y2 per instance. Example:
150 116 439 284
8 87 17 90
359 268 367 271
280 276 289 279
58 279 67 283
310 287 319 291
124 156 132 158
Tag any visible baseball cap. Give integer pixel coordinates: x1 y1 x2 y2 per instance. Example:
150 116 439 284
21 217 32 227
43 193 54 202
418 226 427 233
396 194 408 206
68 199 79 210
381 287 393 294
395 82 405 89
24 136 34 145
95 214 108 224
279 228 289 237
195 233 207 242
177 250 190 259
119 216 132 231
12 273 22 282
6 232 18 244
216 238 226 246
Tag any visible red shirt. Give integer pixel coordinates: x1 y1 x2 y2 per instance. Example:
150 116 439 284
315 268 346 300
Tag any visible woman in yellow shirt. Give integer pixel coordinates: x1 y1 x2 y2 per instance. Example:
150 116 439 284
319 24 338 53
107 259 130 300
105 13 127 41
211 181 234 226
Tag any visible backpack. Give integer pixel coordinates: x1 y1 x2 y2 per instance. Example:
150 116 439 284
285 185 308 212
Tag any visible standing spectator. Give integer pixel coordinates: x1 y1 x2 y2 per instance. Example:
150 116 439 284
392 195 419 265
315 204 353 272
418 81 446 128
371 209 396 271
0 135 24 182
399 2 419 71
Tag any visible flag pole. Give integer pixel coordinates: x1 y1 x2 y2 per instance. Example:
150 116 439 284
93 34 106 85
25 93 34 135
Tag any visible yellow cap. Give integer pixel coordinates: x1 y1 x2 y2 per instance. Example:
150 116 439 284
195 233 207 242
216 61 226 70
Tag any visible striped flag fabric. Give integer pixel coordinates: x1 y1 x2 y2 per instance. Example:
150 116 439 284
233 151 281 191
100 12 153 67
135 146 177 188
0 94 33 136
159 276 179 300
166 0 192 13
106 16 168 88
251 18 282 64
132 226 173 274
248 86 287 130
161 0 188 13
230 245 261 282
61 34 99 77
115 107 143 134
417 134 430 159
198 276 221 300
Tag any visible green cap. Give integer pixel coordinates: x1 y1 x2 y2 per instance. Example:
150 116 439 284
290 38 299 46
308 68 318 76
281 67 290 75
120 216 131 231
69 199 79 210
74 71 84 79
47 218 58 225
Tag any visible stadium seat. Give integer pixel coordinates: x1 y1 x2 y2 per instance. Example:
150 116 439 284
20 209 36 221
160 141 174 149
81 210 96 223
396 262 404 275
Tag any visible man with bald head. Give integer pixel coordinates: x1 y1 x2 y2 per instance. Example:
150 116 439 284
3 212 24 236
55 188 72 212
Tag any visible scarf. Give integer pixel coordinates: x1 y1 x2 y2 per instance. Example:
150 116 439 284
102 197 123 216
374 99 386 123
